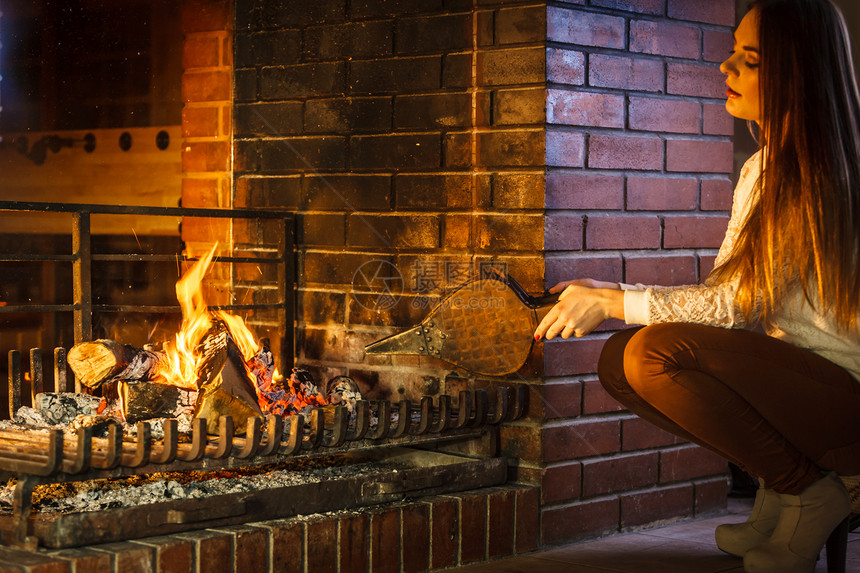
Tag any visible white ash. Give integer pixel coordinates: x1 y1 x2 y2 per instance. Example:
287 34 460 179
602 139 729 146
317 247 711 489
34 393 103 425
1 412 194 442
0 460 404 515
336 390 361 412
124 413 195 439
67 415 118 435
326 376 361 413
13 392 104 428
12 407 50 427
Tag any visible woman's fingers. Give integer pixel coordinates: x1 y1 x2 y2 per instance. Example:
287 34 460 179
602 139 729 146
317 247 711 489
534 286 621 341
534 307 557 340
536 288 587 340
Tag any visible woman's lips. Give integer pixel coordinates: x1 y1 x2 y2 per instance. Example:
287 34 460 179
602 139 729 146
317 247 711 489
726 86 741 98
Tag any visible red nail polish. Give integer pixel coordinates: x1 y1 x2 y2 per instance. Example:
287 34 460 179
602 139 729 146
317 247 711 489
534 334 541 341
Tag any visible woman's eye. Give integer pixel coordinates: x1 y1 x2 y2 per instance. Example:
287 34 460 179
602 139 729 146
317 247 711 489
745 61 760 69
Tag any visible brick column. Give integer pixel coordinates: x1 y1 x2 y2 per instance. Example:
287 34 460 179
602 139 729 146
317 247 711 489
181 0 235 306
528 0 736 545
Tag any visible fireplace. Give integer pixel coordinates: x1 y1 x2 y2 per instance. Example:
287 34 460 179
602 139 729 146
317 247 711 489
0 200 536 570
225 0 735 554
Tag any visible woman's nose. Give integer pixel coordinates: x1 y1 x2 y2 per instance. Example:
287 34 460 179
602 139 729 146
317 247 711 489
720 57 736 77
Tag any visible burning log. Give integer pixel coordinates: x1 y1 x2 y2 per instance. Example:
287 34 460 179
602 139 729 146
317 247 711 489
285 369 327 414
245 338 329 417
246 339 284 414
192 322 263 435
119 381 197 424
62 247 345 434
67 340 163 389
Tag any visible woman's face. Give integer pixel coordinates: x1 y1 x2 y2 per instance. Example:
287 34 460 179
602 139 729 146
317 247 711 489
720 9 762 123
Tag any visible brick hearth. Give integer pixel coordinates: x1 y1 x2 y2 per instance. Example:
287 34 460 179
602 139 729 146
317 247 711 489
0 486 539 571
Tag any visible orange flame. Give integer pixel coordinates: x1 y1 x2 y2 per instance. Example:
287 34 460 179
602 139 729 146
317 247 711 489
153 244 260 390
152 243 329 416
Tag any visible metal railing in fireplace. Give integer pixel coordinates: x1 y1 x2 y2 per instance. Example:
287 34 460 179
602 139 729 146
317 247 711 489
0 200 296 393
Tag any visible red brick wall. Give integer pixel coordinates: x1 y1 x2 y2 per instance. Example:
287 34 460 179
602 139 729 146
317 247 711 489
181 0 234 215
232 0 547 402
0 486 539 572
532 0 735 545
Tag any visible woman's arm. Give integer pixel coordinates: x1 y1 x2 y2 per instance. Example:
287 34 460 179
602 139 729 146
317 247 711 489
632 281 750 328
535 277 753 341
535 152 762 341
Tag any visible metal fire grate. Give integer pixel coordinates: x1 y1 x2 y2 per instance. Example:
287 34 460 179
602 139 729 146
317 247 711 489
0 347 524 548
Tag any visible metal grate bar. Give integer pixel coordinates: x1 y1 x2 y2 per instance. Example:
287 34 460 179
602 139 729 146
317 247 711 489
0 386 525 480
0 200 287 219
7 351 21 419
0 200 297 371
72 212 92 343
54 348 69 393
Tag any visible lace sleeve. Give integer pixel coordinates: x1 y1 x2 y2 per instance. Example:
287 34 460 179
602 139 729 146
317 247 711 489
644 282 749 328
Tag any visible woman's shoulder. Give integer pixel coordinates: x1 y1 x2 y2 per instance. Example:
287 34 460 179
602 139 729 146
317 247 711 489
739 148 764 182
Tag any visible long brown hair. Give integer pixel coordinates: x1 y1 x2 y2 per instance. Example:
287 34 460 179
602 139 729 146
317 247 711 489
711 0 860 332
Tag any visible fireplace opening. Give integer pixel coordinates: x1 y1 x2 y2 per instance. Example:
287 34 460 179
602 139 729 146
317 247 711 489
0 200 526 553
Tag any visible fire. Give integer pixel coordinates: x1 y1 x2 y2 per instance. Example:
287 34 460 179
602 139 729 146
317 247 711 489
154 246 225 390
152 244 330 416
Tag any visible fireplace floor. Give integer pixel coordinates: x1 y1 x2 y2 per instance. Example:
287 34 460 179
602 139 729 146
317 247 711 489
0 447 506 549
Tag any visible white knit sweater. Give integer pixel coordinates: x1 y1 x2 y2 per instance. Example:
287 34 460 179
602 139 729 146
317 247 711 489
623 149 860 382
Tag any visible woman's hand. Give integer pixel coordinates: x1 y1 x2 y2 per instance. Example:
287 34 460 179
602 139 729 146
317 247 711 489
534 280 625 340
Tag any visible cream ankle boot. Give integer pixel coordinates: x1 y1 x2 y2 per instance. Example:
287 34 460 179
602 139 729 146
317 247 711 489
715 478 781 557
743 472 850 573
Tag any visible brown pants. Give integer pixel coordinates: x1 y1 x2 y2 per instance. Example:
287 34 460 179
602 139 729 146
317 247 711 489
598 323 860 494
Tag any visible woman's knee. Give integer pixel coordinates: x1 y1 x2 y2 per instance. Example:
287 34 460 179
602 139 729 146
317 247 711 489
599 323 708 396
622 322 735 400
597 327 642 396
622 323 691 395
